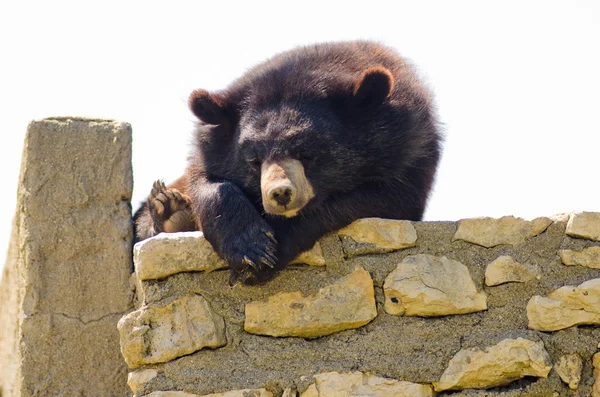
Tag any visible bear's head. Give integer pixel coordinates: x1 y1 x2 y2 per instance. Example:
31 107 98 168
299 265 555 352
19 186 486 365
188 65 395 217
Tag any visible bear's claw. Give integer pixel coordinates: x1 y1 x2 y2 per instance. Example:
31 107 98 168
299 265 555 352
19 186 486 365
225 225 278 285
242 256 259 271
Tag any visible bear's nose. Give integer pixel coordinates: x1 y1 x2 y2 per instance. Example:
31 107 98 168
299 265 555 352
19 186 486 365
269 185 295 207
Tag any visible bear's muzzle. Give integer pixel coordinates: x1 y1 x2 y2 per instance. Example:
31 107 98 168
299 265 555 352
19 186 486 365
261 158 314 217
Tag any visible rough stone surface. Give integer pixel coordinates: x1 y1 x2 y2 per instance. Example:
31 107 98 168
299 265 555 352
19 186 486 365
118 294 226 368
566 211 600 241
550 212 571 224
527 278 600 331
244 267 376 338
9 118 600 397
560 246 600 269
136 234 325 282
126 220 600 396
203 390 273 397
484 255 540 286
282 388 296 397
338 218 416 257
0 217 21 397
299 371 433 397
128 369 159 393
383 254 487 316
290 242 326 266
146 390 272 397
555 353 582 390
0 118 133 397
433 338 552 391
134 231 227 280
593 353 600 397
453 216 552 247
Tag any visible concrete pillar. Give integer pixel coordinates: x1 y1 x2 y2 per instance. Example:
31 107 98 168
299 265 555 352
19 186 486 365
0 117 133 397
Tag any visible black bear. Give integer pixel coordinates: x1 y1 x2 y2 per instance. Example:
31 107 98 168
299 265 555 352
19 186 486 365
134 41 442 284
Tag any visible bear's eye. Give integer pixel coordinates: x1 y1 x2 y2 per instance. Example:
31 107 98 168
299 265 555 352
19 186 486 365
247 158 261 168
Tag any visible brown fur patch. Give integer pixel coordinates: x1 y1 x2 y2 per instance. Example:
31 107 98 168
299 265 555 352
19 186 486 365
353 65 395 104
188 89 227 125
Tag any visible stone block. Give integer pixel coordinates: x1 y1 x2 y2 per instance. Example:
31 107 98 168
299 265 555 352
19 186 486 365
384 254 487 316
290 241 326 266
145 390 272 397
244 267 376 338
0 117 133 396
527 278 600 331
135 233 326 283
433 338 552 391
555 353 582 390
560 246 600 269
300 371 433 397
338 218 417 257
134 231 227 281
128 369 159 393
484 255 539 286
453 216 552 247
118 294 226 368
593 353 600 397
566 212 600 241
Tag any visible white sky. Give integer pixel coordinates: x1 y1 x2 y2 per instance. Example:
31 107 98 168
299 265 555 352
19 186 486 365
1 1 599 273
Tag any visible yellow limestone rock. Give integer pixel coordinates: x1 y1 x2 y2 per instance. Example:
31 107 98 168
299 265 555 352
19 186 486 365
145 389 273 397
338 218 417 255
484 255 539 286
282 388 297 397
118 294 226 368
290 241 326 266
300 371 434 397
555 353 582 390
433 338 552 391
453 216 552 247
136 232 325 280
566 212 600 241
244 267 377 338
560 246 600 269
384 254 487 316
128 369 158 393
593 353 600 397
134 231 227 280
527 278 600 331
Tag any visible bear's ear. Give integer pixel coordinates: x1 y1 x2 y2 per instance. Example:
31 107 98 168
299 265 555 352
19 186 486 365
188 89 228 125
353 66 394 106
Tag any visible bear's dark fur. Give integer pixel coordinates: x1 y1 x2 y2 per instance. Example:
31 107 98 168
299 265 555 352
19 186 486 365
134 41 442 284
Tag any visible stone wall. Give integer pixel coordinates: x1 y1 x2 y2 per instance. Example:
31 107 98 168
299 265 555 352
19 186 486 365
0 118 134 397
3 117 600 397
120 213 600 396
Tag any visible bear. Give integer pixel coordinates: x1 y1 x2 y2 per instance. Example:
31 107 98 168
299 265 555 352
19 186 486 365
134 40 442 284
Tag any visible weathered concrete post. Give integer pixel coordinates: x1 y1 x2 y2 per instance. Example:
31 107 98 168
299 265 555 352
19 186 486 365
0 117 134 397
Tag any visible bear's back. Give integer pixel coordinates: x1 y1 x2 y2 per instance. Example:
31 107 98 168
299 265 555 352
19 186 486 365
226 41 429 108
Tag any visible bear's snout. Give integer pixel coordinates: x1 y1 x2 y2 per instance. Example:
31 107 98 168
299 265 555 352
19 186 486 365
261 159 314 217
268 184 295 207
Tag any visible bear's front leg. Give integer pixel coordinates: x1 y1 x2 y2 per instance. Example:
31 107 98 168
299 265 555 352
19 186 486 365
189 179 278 284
